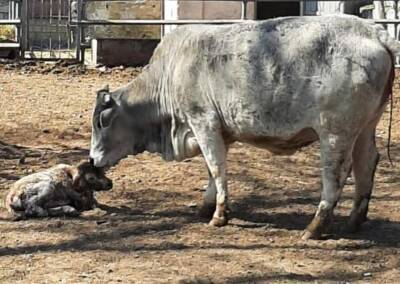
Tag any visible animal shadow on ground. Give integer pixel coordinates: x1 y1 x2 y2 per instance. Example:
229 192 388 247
223 270 365 284
0 140 89 180
0 187 199 258
228 168 400 247
0 201 196 257
0 220 189 258
0 140 89 162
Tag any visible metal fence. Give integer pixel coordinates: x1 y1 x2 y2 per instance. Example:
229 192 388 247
22 0 75 59
0 0 74 60
1 0 400 62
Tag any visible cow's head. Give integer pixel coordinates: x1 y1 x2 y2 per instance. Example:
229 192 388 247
90 85 138 167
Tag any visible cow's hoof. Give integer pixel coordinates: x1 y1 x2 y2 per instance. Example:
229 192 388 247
301 229 321 240
199 203 216 219
209 216 228 227
343 224 359 234
345 213 368 234
301 219 324 240
344 218 367 234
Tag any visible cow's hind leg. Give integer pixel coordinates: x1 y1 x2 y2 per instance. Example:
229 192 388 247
302 133 354 240
347 126 379 233
199 168 217 219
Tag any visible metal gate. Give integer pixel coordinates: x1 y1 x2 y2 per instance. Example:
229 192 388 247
22 0 76 60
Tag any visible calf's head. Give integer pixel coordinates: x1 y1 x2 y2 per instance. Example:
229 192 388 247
72 161 113 192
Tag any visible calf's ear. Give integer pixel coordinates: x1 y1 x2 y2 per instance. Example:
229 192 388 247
66 166 83 191
72 174 81 190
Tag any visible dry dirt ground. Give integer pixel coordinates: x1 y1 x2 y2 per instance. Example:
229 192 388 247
0 63 400 283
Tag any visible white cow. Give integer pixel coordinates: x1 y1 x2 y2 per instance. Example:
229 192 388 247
90 15 398 239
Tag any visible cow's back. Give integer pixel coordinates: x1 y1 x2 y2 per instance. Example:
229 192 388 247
150 16 392 141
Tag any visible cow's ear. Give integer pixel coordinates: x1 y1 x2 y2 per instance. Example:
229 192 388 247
97 85 114 107
99 108 117 128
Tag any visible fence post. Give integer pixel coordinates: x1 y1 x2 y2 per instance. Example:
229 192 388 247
75 0 82 62
20 0 28 58
160 0 164 38
300 1 304 16
241 0 247 20
395 0 399 41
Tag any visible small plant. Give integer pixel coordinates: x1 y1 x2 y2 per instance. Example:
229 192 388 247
0 25 16 41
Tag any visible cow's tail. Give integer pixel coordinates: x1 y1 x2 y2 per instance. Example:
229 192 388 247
376 24 397 166
376 23 400 55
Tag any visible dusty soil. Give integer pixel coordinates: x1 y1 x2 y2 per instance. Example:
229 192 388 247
0 63 400 283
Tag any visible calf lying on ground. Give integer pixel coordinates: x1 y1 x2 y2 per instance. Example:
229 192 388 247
5 161 112 220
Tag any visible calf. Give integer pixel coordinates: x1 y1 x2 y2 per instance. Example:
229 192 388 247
5 161 112 220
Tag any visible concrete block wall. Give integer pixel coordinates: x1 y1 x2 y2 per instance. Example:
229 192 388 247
85 0 161 39
177 1 254 20
164 0 254 34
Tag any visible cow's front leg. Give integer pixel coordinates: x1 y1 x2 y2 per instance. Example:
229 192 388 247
190 119 228 227
199 168 217 219
302 133 354 240
207 155 228 227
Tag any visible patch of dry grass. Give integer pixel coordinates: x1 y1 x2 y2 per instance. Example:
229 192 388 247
0 25 16 41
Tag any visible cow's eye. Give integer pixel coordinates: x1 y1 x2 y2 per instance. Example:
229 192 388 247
99 108 114 128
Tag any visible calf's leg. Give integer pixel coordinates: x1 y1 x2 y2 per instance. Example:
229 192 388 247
9 211 26 221
47 206 80 217
25 205 48 217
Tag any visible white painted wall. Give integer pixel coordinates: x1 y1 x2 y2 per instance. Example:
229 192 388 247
164 0 178 34
373 1 398 39
316 1 344 15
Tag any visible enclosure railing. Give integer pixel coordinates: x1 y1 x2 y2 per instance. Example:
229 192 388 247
0 19 20 25
2 0 400 63
69 0 400 64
